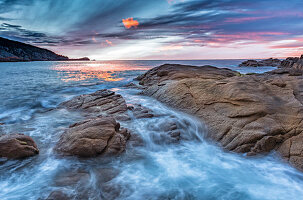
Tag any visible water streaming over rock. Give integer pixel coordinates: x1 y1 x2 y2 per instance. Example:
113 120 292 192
0 60 302 200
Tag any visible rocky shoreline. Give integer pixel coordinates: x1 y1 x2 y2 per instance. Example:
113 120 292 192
136 54 303 171
1 55 303 198
1 55 303 167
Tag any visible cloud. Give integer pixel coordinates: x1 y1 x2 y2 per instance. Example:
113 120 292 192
224 16 272 23
122 17 139 29
105 40 113 46
0 22 96 48
1 22 48 41
132 0 303 48
1 0 303 59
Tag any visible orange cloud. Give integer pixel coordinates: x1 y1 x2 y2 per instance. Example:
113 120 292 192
106 40 113 46
122 17 139 29
92 36 97 42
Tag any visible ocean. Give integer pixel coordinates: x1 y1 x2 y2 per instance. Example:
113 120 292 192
0 60 302 200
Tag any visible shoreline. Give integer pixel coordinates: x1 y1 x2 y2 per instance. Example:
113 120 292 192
1 58 303 198
135 56 303 171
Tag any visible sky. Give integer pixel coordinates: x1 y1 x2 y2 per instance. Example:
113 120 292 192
0 0 303 60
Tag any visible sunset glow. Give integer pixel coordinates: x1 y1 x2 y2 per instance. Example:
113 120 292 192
52 62 150 82
2 1 303 199
0 0 302 59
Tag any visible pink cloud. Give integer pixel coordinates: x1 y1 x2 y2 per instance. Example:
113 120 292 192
270 37 303 49
191 32 289 49
225 16 272 23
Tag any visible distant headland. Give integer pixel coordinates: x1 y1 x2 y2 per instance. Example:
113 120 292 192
0 37 90 62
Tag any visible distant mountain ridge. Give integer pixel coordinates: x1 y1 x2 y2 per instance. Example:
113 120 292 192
0 37 69 62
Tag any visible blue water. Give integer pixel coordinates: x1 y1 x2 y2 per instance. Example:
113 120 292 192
0 60 301 200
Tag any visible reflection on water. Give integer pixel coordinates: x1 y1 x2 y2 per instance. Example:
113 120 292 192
51 60 276 83
52 62 150 82
56 70 124 82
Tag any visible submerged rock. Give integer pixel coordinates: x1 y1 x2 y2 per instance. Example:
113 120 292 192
46 190 70 200
0 133 39 159
137 64 303 170
55 117 130 157
54 170 90 187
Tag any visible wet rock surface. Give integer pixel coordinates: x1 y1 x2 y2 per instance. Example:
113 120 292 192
60 89 155 121
137 63 303 170
46 167 121 200
60 89 128 117
0 133 39 159
46 190 71 200
54 170 91 187
56 88 163 158
123 82 144 89
128 104 154 119
55 117 130 157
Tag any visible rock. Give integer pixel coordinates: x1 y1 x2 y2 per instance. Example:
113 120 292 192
95 168 119 185
46 191 71 200
60 89 127 115
59 89 129 120
134 74 145 81
55 117 130 157
138 64 237 86
128 133 145 147
68 57 90 61
60 88 155 121
138 64 303 170
239 60 259 67
278 133 303 170
270 80 286 88
128 104 154 119
0 134 39 159
51 169 93 199
147 119 183 144
280 55 303 71
289 69 303 76
157 70 169 77
239 58 281 67
281 57 300 68
54 170 90 186
124 82 143 89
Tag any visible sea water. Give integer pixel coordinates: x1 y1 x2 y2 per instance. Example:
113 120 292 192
0 60 302 200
